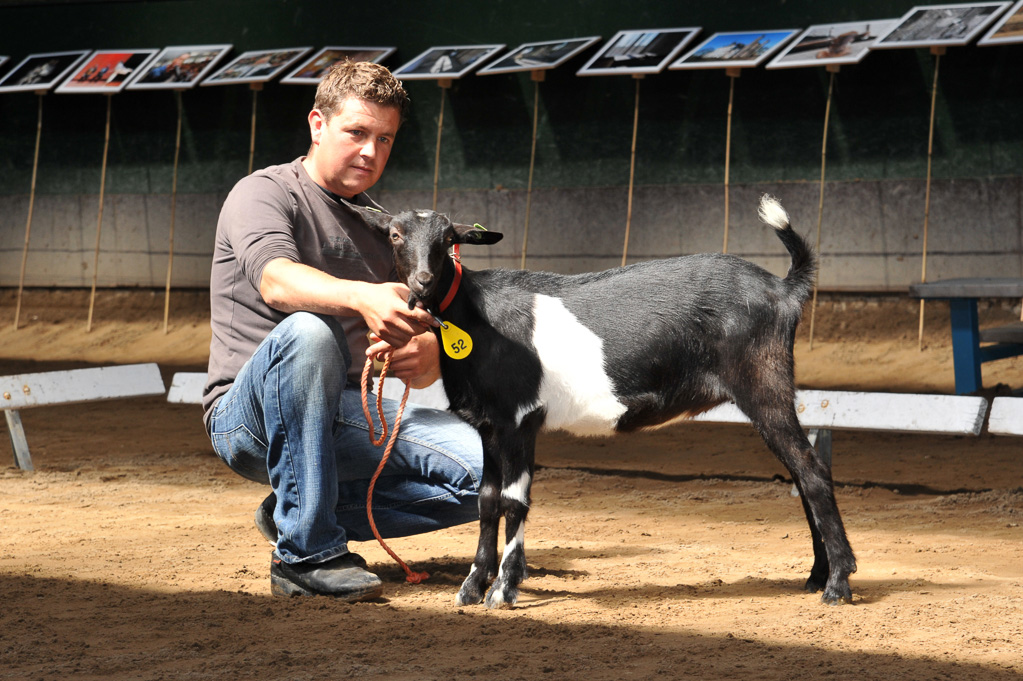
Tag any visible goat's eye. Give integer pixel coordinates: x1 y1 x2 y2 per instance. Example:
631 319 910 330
390 232 403 243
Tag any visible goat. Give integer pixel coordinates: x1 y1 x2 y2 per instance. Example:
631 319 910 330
350 196 856 608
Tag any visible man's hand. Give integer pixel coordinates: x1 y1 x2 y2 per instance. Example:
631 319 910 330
367 331 442 389
356 282 438 348
260 259 438 348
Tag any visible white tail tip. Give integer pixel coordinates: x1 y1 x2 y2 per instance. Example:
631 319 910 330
758 195 790 231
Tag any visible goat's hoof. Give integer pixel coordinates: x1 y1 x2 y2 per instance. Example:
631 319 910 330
819 582 853 605
485 583 518 609
804 573 827 594
455 584 486 606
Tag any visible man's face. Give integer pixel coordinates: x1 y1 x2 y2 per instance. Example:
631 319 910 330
303 97 400 199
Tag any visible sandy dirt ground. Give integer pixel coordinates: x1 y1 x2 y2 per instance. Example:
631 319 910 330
1 288 1021 680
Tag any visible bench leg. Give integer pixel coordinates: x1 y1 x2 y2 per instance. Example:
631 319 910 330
948 300 983 395
4 409 33 471
792 428 833 497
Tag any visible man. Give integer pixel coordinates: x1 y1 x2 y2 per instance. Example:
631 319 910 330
204 61 483 602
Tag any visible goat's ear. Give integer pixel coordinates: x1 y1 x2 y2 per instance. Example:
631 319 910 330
453 222 503 246
347 203 394 235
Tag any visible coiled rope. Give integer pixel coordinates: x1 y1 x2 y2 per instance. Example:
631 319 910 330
360 353 429 584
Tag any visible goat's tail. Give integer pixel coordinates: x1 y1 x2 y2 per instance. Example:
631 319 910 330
758 194 817 301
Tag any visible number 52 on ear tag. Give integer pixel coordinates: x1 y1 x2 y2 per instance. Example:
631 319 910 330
440 321 472 359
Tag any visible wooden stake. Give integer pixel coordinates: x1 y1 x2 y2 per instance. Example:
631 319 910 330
918 46 944 351
13 92 45 331
521 70 544 269
621 74 643 267
86 94 113 333
248 82 262 176
723 68 741 254
163 90 185 334
432 79 452 211
809 66 839 351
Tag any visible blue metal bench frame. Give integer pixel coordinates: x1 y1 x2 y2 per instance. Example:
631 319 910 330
910 278 1023 394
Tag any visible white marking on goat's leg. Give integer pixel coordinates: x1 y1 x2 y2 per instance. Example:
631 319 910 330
501 470 531 507
486 521 526 609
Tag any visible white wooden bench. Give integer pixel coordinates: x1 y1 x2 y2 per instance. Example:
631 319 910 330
165 372 449 409
690 390 989 483
3 363 166 471
988 397 1023 436
169 372 991 451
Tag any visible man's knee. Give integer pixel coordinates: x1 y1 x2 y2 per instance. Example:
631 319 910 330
272 312 353 374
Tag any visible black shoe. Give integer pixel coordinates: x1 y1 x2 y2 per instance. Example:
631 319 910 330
270 552 383 601
255 492 277 545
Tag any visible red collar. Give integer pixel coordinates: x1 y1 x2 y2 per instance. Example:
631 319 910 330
438 244 461 313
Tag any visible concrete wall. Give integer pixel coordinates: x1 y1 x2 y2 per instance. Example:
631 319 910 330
2 176 1019 291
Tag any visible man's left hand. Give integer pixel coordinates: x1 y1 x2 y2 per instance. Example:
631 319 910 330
367 331 441 389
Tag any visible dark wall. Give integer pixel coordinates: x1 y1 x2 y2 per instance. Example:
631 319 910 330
0 0 1020 197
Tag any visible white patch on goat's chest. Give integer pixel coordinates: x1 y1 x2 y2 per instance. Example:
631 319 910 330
531 294 626 436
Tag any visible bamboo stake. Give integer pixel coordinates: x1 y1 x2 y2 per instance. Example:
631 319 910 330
86 94 113 333
621 75 643 267
13 92 45 331
432 79 452 211
723 68 741 254
918 46 944 351
248 83 262 175
163 90 185 334
520 71 544 269
809 66 839 351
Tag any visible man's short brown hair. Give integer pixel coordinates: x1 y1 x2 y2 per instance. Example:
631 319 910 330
313 60 410 124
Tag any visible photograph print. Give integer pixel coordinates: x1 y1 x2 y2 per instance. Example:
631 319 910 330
873 2 1012 48
671 29 799 69
392 44 505 80
0 50 90 93
201 47 312 86
979 0 1023 44
127 44 232 89
478 36 601 75
54 49 159 94
577 28 701 76
281 46 397 85
767 19 898 68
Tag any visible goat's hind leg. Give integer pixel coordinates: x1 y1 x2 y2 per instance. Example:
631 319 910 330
456 461 501 605
743 399 857 604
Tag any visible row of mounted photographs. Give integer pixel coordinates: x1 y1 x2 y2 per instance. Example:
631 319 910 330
1 0 1021 94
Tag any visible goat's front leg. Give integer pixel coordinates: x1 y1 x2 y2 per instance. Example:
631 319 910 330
456 460 501 605
485 417 541 609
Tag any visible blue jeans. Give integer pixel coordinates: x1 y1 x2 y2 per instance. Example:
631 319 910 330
208 312 483 565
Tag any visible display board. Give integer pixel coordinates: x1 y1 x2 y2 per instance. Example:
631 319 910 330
201 47 311 85
54 49 157 94
671 29 799 69
577 28 701 75
872 2 1011 48
127 45 232 90
392 45 505 80
0 50 89 92
767 20 897 68
478 37 600 75
281 46 396 84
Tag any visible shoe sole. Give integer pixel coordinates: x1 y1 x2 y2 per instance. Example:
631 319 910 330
270 572 384 602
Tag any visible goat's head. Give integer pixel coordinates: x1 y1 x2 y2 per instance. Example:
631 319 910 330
350 206 503 309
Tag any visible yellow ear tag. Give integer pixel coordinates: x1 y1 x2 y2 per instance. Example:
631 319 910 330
440 321 473 359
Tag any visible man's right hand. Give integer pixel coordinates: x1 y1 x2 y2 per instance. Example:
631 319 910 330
260 259 437 348
354 281 438 348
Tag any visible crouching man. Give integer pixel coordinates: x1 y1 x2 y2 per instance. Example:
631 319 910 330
203 60 482 601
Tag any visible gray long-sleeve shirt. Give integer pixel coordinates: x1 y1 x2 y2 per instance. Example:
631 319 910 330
203 157 396 429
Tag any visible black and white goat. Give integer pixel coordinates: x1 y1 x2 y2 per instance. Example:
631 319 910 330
352 196 856 608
